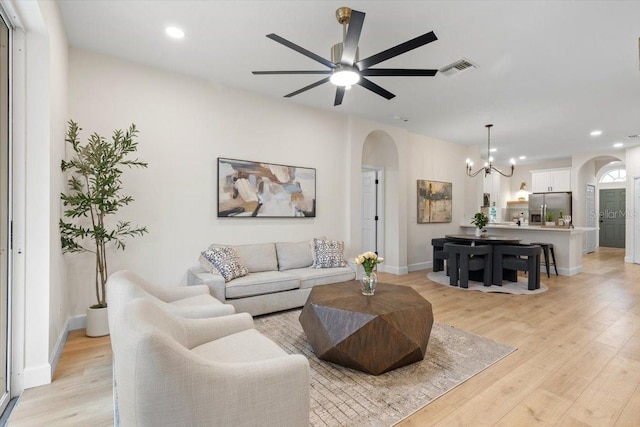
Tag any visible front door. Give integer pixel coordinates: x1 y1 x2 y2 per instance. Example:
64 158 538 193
599 189 625 248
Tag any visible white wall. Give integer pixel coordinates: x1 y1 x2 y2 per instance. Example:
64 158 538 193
625 146 640 263
68 48 351 315
40 0 68 379
8 0 69 390
406 133 468 269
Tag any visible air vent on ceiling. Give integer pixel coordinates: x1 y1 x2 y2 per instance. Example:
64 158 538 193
439 58 477 76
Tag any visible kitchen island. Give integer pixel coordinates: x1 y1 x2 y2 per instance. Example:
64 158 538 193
459 224 593 276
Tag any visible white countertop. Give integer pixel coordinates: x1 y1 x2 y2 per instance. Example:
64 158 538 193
460 224 596 233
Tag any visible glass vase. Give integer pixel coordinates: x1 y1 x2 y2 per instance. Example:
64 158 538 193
361 272 377 296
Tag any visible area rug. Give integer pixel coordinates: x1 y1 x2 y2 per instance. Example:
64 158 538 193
427 271 548 295
254 309 515 427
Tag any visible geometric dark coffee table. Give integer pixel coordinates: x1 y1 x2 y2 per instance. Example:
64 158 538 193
299 281 434 375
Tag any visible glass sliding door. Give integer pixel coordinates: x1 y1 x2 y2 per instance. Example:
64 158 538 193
0 9 10 416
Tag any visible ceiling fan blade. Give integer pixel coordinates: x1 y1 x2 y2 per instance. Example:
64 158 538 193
341 10 365 66
361 68 438 76
334 87 346 106
252 70 332 75
284 77 331 98
356 31 438 70
266 34 336 69
357 77 395 100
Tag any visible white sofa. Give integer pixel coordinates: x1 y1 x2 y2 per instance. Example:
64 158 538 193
187 241 355 316
113 298 310 426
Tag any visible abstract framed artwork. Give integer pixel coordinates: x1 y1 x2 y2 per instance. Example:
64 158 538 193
217 157 316 218
417 180 452 223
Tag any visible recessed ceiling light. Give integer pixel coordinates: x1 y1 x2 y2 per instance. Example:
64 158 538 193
613 142 624 148
489 148 497 153
590 130 602 136
165 26 185 39
519 155 526 160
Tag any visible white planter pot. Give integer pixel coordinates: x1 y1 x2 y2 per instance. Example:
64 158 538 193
86 306 109 337
474 227 481 237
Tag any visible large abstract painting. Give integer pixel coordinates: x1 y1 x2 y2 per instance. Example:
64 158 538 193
417 180 452 223
218 157 316 218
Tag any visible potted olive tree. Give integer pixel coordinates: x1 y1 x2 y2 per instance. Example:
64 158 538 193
60 120 148 337
471 212 488 237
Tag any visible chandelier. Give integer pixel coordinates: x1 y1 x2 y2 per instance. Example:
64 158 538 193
466 124 515 178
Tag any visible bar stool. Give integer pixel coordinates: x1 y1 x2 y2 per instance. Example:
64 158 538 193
493 245 542 290
529 242 557 278
431 238 451 273
444 243 492 288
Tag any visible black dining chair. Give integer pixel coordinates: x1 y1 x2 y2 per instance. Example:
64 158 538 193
493 244 542 290
444 243 492 288
431 238 452 273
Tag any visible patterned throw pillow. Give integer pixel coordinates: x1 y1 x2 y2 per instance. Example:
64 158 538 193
199 247 249 282
311 238 347 269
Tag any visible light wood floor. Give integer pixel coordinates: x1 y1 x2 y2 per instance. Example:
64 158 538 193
8 247 640 426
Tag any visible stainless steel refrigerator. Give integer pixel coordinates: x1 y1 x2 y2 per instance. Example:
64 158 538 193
528 192 572 225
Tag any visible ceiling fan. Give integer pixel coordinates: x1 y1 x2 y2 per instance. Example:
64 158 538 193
252 7 439 106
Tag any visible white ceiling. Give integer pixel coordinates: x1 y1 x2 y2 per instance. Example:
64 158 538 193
56 0 640 164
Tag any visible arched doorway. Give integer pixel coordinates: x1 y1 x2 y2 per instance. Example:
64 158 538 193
360 130 399 273
575 155 625 253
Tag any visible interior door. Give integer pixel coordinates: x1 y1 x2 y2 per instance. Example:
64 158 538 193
361 170 377 253
599 188 625 248
586 185 596 252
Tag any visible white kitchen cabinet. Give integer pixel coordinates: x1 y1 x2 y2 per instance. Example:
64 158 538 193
531 168 571 192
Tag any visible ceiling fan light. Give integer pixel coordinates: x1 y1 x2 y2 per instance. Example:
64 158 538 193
330 69 360 86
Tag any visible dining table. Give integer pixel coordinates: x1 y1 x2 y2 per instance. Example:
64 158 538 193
444 234 522 245
443 234 523 284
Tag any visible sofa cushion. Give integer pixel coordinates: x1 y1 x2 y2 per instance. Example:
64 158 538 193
225 271 300 299
170 294 227 308
311 238 347 268
233 243 278 273
199 247 249 282
191 329 288 363
275 241 313 271
286 267 356 289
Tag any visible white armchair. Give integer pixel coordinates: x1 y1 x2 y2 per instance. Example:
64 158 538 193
106 270 236 335
113 299 310 427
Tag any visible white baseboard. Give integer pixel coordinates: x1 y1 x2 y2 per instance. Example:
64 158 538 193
23 363 51 389
542 265 582 277
384 265 409 275
408 262 430 272
624 256 634 263
49 320 69 380
68 314 87 331
24 315 76 389
38 314 87 391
